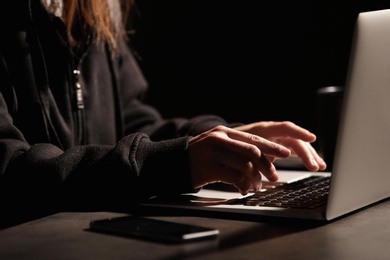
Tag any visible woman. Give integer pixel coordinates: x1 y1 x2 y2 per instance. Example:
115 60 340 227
0 0 326 227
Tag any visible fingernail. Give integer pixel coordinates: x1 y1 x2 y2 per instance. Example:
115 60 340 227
311 158 319 168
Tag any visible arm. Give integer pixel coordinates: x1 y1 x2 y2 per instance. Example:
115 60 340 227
0 42 230 225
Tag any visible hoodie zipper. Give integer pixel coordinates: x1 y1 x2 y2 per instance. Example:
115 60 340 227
72 34 96 145
73 69 84 109
72 68 85 145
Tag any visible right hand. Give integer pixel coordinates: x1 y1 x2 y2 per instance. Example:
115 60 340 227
188 125 291 195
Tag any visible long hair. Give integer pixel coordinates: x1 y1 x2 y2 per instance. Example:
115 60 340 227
44 0 134 56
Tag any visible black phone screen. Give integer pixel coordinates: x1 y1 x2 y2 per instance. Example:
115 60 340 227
89 216 219 243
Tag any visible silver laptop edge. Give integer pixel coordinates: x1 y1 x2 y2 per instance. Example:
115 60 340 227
326 9 390 220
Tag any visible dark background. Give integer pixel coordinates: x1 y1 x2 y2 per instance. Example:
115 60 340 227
129 0 390 136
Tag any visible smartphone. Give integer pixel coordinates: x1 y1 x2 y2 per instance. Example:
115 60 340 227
89 216 219 243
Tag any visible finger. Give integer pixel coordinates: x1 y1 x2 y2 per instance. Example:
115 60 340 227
217 152 263 192
307 144 327 170
225 149 279 184
218 129 283 181
216 166 253 195
280 138 327 171
264 121 317 142
257 153 279 182
220 147 278 183
224 129 291 158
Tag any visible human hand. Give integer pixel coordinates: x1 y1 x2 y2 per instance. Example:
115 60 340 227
233 121 326 172
188 125 292 195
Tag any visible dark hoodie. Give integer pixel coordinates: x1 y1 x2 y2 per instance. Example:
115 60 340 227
0 1 232 227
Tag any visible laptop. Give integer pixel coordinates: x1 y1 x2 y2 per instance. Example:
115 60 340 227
142 8 390 221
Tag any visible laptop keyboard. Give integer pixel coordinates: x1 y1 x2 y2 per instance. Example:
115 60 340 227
233 176 330 209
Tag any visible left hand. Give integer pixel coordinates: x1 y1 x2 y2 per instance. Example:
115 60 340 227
233 121 327 171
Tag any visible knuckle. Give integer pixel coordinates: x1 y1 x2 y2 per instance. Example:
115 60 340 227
281 121 294 128
241 160 253 172
204 130 226 141
212 125 228 132
248 133 262 142
206 125 229 140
